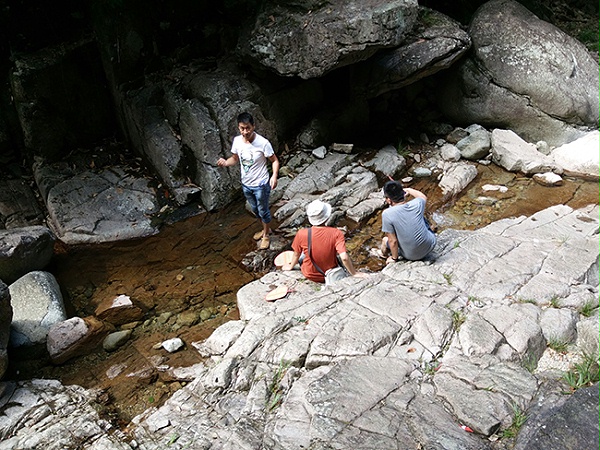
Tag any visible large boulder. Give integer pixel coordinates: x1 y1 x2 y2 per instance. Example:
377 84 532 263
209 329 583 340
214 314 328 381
0 179 44 229
514 384 599 450
352 7 471 98
120 67 286 211
120 84 203 207
437 0 599 147
238 0 420 79
124 204 598 449
35 165 161 245
362 144 407 178
8 271 67 348
551 130 600 180
47 316 114 365
0 281 11 379
491 129 558 175
0 204 598 449
0 226 55 284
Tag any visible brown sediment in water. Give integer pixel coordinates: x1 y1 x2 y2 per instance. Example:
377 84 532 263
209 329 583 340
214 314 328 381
7 204 261 423
6 163 599 425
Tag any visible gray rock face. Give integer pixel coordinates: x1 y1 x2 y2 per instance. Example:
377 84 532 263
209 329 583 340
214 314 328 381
239 0 420 79
124 203 598 449
38 166 160 245
8 271 67 347
514 384 599 450
491 129 558 174
352 7 471 98
0 379 128 450
0 281 11 379
361 144 407 178
0 226 55 284
0 204 598 449
456 125 491 160
46 316 113 365
551 130 600 179
0 179 44 229
438 162 478 196
274 153 389 228
121 85 202 206
120 69 281 211
437 0 599 147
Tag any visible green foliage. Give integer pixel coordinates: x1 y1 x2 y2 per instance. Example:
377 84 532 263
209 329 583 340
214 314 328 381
442 273 452 285
517 297 537 305
167 434 180 446
521 352 537 373
579 300 598 317
575 24 599 54
422 359 441 376
267 360 291 411
562 353 600 391
452 310 466 331
467 295 483 307
420 9 437 26
502 403 528 439
549 296 561 308
396 139 410 157
547 337 569 354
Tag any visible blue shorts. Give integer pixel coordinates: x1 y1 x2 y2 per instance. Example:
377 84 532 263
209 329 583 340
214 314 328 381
242 182 271 223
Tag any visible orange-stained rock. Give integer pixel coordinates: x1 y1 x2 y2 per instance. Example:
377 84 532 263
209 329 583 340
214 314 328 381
47 316 114 365
95 294 144 325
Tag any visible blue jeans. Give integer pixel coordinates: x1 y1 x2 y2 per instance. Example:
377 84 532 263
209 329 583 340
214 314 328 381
242 182 272 223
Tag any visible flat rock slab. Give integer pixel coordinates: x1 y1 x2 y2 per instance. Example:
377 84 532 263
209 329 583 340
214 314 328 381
0 204 598 450
43 167 160 245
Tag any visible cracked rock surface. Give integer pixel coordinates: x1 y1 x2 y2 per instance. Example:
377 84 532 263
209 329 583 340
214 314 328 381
0 204 597 449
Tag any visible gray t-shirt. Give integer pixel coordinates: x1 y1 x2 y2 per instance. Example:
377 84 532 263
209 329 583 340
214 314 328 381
381 197 436 260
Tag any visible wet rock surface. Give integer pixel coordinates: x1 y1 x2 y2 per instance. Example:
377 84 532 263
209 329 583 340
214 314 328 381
1 180 598 449
2 202 596 449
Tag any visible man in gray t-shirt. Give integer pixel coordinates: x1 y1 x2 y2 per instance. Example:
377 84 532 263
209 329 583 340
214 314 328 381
380 181 436 264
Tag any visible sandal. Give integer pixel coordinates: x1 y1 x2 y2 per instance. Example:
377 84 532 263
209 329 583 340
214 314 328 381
253 231 264 240
259 236 270 250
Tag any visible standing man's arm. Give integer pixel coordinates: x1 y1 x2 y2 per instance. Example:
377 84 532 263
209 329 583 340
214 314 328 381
217 154 239 167
268 154 279 189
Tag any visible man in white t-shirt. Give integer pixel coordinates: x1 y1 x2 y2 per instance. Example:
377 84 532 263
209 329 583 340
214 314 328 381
217 112 280 249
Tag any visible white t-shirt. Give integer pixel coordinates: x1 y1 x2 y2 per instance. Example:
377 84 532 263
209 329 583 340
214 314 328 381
231 133 274 187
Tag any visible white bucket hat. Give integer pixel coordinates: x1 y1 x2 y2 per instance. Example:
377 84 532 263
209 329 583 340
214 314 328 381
306 200 332 226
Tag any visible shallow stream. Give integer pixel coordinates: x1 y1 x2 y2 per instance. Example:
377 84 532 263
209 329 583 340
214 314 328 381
6 163 598 424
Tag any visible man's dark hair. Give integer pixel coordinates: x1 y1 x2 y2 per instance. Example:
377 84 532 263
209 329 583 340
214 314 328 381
237 112 254 125
383 180 405 203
